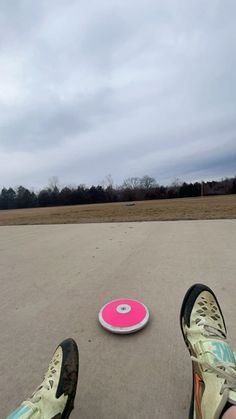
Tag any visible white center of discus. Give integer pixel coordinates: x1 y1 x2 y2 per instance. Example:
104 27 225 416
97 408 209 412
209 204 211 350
98 298 150 334
116 304 131 314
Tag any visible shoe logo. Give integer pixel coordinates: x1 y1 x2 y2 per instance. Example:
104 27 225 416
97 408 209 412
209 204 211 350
209 341 235 364
194 372 203 419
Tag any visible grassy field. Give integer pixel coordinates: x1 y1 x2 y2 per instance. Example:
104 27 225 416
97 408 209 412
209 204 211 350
0 195 235 225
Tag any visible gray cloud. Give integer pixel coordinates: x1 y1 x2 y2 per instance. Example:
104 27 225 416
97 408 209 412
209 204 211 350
0 0 236 189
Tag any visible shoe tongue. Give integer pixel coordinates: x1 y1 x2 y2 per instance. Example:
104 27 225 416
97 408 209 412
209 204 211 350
201 340 236 367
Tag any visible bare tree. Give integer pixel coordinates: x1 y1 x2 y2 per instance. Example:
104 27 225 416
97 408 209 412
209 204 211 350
140 175 157 189
48 176 60 192
122 177 141 189
171 178 182 188
101 174 114 189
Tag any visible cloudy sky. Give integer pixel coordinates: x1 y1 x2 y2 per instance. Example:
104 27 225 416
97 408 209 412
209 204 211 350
0 0 235 189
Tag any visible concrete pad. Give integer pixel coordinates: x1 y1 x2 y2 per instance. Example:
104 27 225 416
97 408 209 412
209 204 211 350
0 220 236 419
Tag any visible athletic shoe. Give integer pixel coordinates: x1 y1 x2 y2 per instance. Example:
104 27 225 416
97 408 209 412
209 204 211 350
180 283 236 419
7 338 79 419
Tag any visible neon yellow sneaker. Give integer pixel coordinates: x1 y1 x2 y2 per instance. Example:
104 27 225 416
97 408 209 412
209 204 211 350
180 283 236 419
7 338 79 419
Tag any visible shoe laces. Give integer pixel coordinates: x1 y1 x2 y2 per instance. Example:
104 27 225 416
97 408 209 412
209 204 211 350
191 354 236 393
191 318 236 393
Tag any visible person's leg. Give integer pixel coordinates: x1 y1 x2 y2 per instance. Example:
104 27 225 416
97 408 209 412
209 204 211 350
223 406 236 419
180 284 236 419
7 338 79 419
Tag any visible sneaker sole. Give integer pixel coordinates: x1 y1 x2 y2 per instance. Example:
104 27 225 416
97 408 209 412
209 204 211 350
179 283 226 419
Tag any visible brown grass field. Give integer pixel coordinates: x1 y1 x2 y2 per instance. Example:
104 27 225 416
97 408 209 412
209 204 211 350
0 194 235 225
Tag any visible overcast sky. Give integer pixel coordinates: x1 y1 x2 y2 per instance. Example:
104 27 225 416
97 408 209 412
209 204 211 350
0 0 235 189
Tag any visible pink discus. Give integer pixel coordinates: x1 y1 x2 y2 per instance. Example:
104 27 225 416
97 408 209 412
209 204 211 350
98 298 149 334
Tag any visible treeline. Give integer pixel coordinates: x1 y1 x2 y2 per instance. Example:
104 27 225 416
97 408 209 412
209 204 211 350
0 175 235 210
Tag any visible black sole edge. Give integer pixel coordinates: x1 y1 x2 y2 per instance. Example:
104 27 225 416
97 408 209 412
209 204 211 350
58 338 79 419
